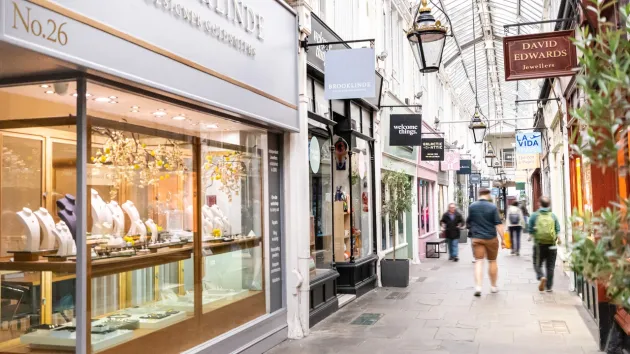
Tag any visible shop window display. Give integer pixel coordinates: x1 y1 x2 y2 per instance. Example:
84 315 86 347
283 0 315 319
309 134 333 273
0 79 269 353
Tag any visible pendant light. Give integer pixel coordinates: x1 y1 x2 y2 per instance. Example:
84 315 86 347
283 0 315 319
485 142 496 167
468 0 487 144
407 0 451 73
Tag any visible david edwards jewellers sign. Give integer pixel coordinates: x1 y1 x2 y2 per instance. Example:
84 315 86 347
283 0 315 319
325 48 376 100
503 30 577 81
390 114 422 146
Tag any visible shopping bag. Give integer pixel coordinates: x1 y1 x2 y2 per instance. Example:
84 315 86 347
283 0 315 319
502 231 511 249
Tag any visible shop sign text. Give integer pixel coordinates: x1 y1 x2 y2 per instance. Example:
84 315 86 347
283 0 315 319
11 1 68 46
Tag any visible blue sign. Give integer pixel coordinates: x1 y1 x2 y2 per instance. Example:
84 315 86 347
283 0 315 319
516 132 542 154
491 188 500 197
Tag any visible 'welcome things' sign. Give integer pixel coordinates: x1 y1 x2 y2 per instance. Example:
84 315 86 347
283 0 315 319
515 132 542 154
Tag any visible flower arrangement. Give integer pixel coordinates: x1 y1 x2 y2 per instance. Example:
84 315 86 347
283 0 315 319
203 151 246 202
212 228 222 238
91 129 187 199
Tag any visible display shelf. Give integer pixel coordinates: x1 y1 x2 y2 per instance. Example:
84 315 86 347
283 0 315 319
0 246 193 278
333 201 351 263
201 237 261 256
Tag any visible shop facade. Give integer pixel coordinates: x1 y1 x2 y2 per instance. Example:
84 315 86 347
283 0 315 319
0 1 297 353
304 14 382 327
416 123 439 259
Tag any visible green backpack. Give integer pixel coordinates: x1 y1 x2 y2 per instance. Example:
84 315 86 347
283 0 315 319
535 212 556 244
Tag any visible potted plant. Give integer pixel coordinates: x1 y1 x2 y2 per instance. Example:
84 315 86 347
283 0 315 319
569 3 630 351
380 170 414 287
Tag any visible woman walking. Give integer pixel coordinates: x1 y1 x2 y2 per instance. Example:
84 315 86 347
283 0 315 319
507 201 525 256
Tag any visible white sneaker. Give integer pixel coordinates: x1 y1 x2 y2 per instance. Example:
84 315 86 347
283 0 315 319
491 286 499 293
474 287 482 297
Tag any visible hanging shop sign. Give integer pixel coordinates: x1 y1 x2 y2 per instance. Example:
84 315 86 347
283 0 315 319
420 138 445 161
324 48 376 100
481 179 491 188
515 132 542 153
457 160 472 175
516 182 526 191
516 154 541 170
503 30 577 81
389 114 422 146
470 173 481 184
491 188 500 197
442 151 460 171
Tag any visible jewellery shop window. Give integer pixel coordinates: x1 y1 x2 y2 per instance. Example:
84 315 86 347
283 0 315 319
332 135 372 262
309 132 333 274
85 81 264 351
0 81 78 352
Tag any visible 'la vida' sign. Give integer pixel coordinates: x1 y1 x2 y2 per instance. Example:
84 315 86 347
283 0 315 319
503 30 577 81
515 132 542 154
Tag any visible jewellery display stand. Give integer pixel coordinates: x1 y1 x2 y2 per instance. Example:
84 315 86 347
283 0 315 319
34 207 57 250
145 219 158 243
21 325 134 352
111 307 187 329
48 222 76 261
107 201 125 237
122 201 142 236
209 205 231 236
16 207 40 252
91 189 113 235
56 195 77 239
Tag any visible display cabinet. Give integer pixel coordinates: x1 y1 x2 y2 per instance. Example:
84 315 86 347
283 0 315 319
0 78 270 353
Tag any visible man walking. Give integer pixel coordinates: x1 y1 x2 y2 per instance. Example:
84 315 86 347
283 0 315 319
441 203 464 262
467 188 504 297
520 201 530 232
528 196 561 292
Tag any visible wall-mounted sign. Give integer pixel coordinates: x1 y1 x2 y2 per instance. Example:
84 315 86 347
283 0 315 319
481 180 491 188
420 138 444 161
325 48 375 100
309 136 321 174
457 160 472 175
516 132 542 153
516 182 526 191
470 173 481 184
516 154 540 170
442 151 460 171
503 30 577 81
389 114 422 146
267 133 283 312
491 188 500 197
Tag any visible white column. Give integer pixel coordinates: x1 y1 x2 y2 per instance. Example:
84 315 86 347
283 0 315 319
284 1 312 339
410 176 420 264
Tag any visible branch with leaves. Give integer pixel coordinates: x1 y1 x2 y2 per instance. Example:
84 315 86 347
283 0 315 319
381 170 414 260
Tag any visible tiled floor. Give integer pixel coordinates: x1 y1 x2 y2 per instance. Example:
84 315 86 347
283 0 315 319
266 237 601 354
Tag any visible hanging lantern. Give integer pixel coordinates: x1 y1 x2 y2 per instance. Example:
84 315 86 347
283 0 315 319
485 143 496 168
492 160 502 174
469 109 487 144
407 0 450 73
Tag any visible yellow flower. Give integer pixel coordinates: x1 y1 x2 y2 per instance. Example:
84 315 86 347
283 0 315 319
99 156 107 163
212 228 222 237
157 160 164 167
215 174 221 180
134 164 140 170
104 147 111 154
157 226 163 232
165 174 170 179
91 157 96 162
141 143 146 148
159 176 164 180
206 155 212 161
225 157 230 161
164 163 170 169
150 150 156 156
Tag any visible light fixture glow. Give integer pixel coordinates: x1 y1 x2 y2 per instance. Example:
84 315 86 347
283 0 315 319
205 124 218 129
109 96 118 100
172 115 186 121
45 90 54 94
131 109 139 113
40 84 50 88
72 93 78 97
94 97 111 103
153 111 167 117
85 93 92 97
131 106 139 109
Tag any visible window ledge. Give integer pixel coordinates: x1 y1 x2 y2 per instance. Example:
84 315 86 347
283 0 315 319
378 242 408 258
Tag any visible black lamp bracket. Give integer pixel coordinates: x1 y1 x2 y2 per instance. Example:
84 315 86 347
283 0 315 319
299 38 375 53
379 104 423 111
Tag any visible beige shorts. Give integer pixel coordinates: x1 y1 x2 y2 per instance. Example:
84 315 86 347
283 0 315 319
472 237 499 261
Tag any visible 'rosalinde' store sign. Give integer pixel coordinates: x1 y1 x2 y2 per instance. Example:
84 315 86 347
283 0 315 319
503 30 577 81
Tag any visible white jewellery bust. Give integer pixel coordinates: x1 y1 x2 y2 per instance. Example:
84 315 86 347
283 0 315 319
122 200 141 236
16 207 40 252
91 189 113 235
53 221 76 256
107 201 125 237
145 219 158 243
34 207 56 250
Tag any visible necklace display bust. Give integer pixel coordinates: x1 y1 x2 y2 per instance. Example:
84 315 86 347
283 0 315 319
17 207 40 252
107 201 125 237
145 219 158 243
53 221 75 256
122 201 141 236
34 207 56 250
56 194 77 239
91 189 113 235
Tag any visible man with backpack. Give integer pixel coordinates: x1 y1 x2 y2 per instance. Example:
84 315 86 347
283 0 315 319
506 201 525 256
528 196 561 292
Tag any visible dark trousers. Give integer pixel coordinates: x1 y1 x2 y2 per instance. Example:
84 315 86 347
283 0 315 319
509 226 522 253
533 244 557 290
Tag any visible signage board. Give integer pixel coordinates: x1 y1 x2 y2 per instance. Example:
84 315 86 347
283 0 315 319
516 154 541 170
481 180 491 188
516 132 542 154
389 114 422 146
503 30 577 81
420 138 444 161
325 48 376 100
267 133 283 312
3 0 299 130
515 170 528 182
516 182 526 191
470 173 481 184
491 188 500 197
457 160 472 175
442 151 460 171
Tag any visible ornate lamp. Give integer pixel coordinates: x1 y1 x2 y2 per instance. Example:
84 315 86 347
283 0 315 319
492 160 502 175
485 143 496 167
407 0 450 73
470 108 487 144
